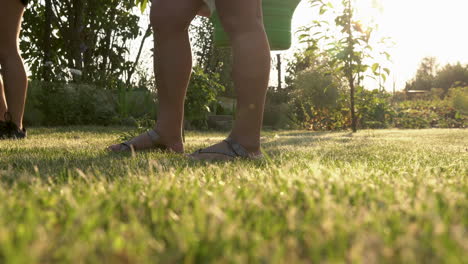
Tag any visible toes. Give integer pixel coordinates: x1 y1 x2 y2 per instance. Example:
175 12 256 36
107 144 123 152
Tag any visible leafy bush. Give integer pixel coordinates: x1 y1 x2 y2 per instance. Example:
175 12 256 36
24 81 156 126
392 99 466 129
263 86 466 131
292 69 339 109
449 86 468 115
287 68 346 130
263 87 299 129
356 89 393 129
24 67 225 129
263 102 299 129
185 67 225 129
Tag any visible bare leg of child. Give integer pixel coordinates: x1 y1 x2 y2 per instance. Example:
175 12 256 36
108 0 205 153
190 0 270 160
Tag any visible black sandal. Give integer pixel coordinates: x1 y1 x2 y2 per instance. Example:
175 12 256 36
0 120 7 139
110 129 167 152
190 137 262 160
0 112 27 140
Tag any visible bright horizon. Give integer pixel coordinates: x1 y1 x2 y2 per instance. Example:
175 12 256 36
287 0 468 91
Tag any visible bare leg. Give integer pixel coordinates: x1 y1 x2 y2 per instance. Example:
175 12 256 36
0 76 7 121
0 0 27 128
191 0 270 160
108 0 205 153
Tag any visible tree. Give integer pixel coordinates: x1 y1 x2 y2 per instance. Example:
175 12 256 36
406 58 468 96
434 63 468 94
299 0 390 132
21 0 143 86
405 57 438 92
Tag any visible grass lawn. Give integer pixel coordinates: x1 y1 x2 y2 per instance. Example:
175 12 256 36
0 127 467 263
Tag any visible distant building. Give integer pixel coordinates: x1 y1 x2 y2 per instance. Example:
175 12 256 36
405 89 430 100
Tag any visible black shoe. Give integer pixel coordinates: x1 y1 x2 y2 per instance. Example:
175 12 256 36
0 112 27 140
9 126 27 139
0 120 8 139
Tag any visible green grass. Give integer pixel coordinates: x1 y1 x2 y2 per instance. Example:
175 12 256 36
0 127 467 264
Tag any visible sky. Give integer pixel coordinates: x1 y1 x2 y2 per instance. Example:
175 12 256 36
287 0 468 91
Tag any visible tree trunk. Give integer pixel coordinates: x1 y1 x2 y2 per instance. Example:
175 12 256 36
349 75 357 132
126 24 152 86
42 0 53 81
69 0 85 81
100 4 117 83
277 54 282 90
346 0 357 132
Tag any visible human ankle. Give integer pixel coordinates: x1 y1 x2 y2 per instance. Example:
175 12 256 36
228 135 260 154
153 127 184 151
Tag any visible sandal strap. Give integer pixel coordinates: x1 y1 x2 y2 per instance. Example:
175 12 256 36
147 129 160 145
194 138 249 158
119 142 132 151
223 138 249 157
194 148 238 158
117 129 165 152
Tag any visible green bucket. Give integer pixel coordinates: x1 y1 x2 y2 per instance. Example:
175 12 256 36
211 0 301 51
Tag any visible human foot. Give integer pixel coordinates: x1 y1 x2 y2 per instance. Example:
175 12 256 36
189 138 263 161
0 112 26 140
108 129 183 153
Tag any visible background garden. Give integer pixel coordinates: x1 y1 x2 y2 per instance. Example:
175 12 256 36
0 0 467 263
18 0 467 131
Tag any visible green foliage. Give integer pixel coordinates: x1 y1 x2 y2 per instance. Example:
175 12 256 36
356 89 393 129
406 58 468 96
0 128 467 263
405 57 438 92
392 97 466 129
289 68 345 130
189 17 235 97
22 68 224 129
185 67 225 129
293 69 340 109
32 82 118 126
449 87 468 115
285 46 322 88
263 88 299 129
190 17 215 73
24 81 156 126
134 0 150 12
264 80 466 131
263 102 299 129
300 0 392 132
21 0 143 85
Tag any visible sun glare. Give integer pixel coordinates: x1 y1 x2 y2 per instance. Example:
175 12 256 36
289 0 468 90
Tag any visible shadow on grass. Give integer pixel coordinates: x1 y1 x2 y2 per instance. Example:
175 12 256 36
263 131 353 150
0 146 270 185
0 129 357 185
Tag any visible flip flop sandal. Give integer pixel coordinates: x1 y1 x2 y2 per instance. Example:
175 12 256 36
111 129 167 152
190 137 263 160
